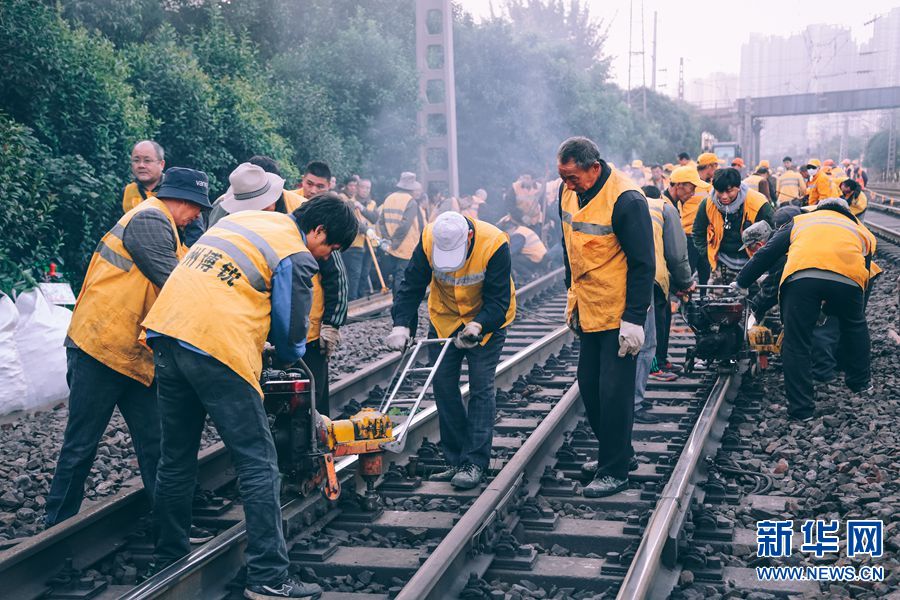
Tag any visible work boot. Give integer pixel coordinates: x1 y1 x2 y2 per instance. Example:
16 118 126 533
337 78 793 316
581 457 639 477
190 525 214 544
663 361 683 374
583 474 628 498
450 463 485 489
633 408 660 424
244 578 323 600
429 466 459 482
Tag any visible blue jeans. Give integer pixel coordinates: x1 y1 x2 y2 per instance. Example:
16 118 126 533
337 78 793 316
634 306 657 410
382 254 410 294
342 247 365 301
45 348 160 527
358 245 374 296
429 327 507 470
151 338 288 585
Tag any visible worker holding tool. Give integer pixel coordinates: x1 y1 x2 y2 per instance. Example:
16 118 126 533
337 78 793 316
557 136 656 498
143 193 357 600
385 211 516 490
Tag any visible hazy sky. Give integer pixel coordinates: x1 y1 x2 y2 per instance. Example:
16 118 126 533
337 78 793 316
456 0 898 94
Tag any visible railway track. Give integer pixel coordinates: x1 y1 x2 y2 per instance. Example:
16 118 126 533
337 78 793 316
864 186 900 246
0 268 567 600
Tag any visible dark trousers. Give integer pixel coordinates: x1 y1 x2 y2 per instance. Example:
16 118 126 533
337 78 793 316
811 318 840 382
653 285 671 367
511 255 544 282
780 278 870 417
577 329 637 479
429 327 507 470
382 254 410 294
151 338 288 585
687 243 700 274
342 247 365 301
358 245 374 296
303 339 330 417
45 348 159 527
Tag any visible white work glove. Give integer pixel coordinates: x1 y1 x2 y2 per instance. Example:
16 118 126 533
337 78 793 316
617 320 645 358
728 281 749 297
454 322 483 349
746 312 757 333
385 326 411 351
318 324 341 357
366 227 378 241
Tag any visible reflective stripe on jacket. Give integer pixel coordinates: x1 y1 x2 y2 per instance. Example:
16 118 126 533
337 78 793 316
68 198 185 385
647 197 670 297
705 189 768 271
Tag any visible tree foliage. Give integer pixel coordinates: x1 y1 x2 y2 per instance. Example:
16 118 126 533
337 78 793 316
0 0 721 293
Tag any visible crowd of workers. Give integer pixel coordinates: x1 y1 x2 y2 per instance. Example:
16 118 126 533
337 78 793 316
42 134 879 599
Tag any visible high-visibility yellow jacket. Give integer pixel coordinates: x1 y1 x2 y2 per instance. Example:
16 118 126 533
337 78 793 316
421 218 516 345
680 193 703 236
121 181 157 213
561 169 640 332
283 188 305 213
781 211 876 290
68 198 185 385
508 225 547 263
646 196 670 297
744 174 764 194
776 170 806 204
381 192 424 260
142 211 317 394
513 181 543 226
807 171 839 205
705 189 769 271
848 191 868 217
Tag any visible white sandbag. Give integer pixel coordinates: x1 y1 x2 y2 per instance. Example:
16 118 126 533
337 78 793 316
14 288 71 411
0 294 29 415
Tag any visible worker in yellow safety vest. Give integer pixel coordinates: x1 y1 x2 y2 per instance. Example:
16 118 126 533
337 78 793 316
555 136 656 498
377 171 426 293
664 165 711 275
45 167 211 528
122 140 165 213
776 156 807 205
692 167 774 284
508 173 544 229
734 198 876 421
498 212 548 282
839 177 868 220
385 211 516 490
143 194 357 600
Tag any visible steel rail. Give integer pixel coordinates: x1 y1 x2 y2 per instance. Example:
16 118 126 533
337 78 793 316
395 378 582 600
615 373 735 600
120 324 573 600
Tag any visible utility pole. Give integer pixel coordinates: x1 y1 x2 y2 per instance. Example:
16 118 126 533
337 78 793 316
640 0 647 115
626 0 633 108
678 57 684 101
415 0 459 198
651 11 658 92
888 111 897 179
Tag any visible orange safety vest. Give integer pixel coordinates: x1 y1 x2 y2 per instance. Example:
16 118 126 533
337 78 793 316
781 210 876 290
807 171 839 205
121 181 157 213
646 197 670 297
142 211 319 395
68 198 186 385
508 225 547 263
381 192 424 260
561 169 642 332
421 218 516 345
705 189 768 271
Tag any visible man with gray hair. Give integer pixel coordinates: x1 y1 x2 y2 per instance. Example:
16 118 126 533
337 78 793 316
123 140 165 213
557 136 655 497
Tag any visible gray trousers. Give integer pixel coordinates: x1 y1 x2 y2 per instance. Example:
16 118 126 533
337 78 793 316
634 304 657 410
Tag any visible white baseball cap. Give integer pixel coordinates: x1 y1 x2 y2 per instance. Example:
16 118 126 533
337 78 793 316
432 212 469 273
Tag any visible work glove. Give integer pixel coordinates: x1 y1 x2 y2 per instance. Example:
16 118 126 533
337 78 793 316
567 307 582 334
385 326 411 351
746 312 757 332
617 320 645 358
728 281 749 297
674 282 697 302
454 322 483 349
318 324 341 358
366 227 378 241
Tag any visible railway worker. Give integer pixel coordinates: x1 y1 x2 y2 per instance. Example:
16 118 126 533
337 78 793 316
677 152 693 167
776 157 807 205
733 198 875 421
744 164 773 201
650 164 669 190
378 172 426 293
634 185 693 406
498 212 549 282
663 166 711 275
692 167 774 284
122 140 206 246
508 172 544 232
208 159 347 416
839 177 868 220
45 167 211 528
730 157 745 176
805 158 839 206
355 178 381 296
556 136 655 498
628 159 648 186
339 175 371 301
143 194 356 600
744 206 801 325
385 211 515 490
292 160 333 206
426 189 461 223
